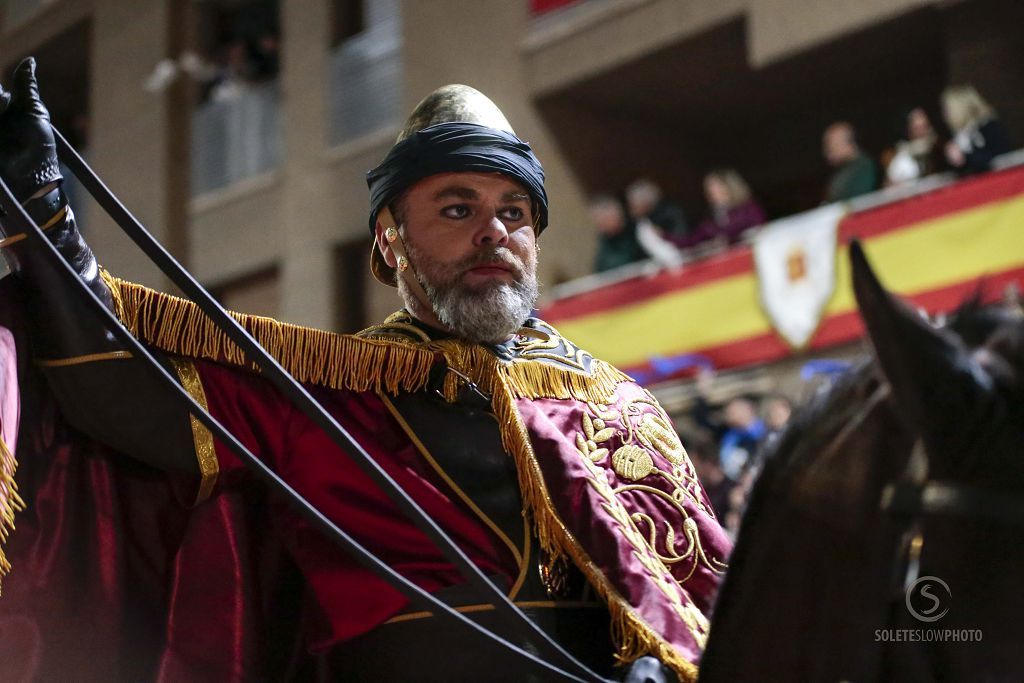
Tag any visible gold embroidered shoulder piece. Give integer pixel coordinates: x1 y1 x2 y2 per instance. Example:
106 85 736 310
509 318 595 374
355 311 432 344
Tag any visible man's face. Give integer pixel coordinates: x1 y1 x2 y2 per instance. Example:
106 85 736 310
590 202 625 236
822 125 853 167
907 108 932 141
724 398 756 429
378 171 539 343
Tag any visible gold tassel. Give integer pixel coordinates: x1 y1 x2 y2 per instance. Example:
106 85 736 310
99 273 698 676
0 434 26 598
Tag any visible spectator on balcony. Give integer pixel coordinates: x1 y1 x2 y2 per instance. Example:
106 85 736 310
822 121 878 202
885 107 945 185
676 169 766 249
942 85 1014 175
590 195 645 273
625 178 687 268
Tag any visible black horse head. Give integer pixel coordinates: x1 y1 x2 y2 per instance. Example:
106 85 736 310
699 242 1024 681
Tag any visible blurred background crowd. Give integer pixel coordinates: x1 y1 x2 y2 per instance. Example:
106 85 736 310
591 85 1013 275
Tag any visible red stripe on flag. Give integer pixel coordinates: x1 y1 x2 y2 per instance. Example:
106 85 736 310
544 249 754 322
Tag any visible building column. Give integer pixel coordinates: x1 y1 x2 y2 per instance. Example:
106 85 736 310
87 0 177 288
277 0 337 328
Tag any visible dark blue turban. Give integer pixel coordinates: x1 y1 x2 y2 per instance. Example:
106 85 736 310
366 122 548 234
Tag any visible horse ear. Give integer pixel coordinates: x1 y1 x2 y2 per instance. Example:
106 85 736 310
849 240 995 461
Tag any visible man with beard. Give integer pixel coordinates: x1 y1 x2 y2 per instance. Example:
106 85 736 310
0 60 729 682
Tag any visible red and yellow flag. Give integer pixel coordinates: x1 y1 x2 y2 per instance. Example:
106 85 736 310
543 166 1024 379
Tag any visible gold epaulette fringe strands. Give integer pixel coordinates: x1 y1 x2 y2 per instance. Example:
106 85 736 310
0 435 26 597
100 270 630 404
100 271 697 681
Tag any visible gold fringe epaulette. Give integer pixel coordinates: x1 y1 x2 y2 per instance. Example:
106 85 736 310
100 270 630 403
0 434 26 597
100 272 698 679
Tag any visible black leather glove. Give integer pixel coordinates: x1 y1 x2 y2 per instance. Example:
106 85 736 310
0 57 198 478
0 57 63 204
0 56 112 353
621 656 680 683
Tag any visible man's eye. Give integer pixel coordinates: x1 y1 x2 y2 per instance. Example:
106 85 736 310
501 207 525 221
442 205 470 219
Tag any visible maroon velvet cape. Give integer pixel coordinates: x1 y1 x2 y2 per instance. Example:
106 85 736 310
0 276 732 681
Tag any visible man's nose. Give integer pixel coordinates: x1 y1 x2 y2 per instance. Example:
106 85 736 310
474 215 509 247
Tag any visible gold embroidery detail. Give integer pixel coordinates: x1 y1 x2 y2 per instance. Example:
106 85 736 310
567 395 729 648
636 413 685 465
170 359 218 505
36 350 134 367
611 445 655 482
511 320 593 371
575 408 617 463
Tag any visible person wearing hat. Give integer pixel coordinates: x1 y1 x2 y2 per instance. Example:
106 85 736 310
0 59 729 681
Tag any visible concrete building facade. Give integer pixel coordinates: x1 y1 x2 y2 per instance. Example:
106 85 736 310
1 0 1021 334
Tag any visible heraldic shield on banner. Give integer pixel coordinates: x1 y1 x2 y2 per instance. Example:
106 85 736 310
753 203 845 349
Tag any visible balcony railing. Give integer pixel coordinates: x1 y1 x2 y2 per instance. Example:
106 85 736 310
327 0 402 146
191 79 282 196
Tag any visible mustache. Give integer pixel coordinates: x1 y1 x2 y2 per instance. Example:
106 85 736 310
457 247 526 278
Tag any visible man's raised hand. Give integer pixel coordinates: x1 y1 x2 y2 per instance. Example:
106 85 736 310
0 57 63 204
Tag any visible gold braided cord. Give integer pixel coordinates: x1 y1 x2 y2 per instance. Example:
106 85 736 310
0 205 70 250
170 359 219 505
99 272 701 678
0 433 26 597
36 350 134 367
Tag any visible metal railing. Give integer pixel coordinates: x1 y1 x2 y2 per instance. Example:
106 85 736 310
191 79 282 196
327 0 402 146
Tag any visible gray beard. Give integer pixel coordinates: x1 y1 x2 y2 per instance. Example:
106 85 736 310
399 242 539 345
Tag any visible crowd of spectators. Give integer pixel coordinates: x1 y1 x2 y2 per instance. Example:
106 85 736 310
684 369 793 537
592 84 1015 275
143 1 280 104
591 171 767 274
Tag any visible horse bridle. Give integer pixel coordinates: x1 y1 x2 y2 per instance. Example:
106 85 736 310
879 407 1024 594
825 375 1024 598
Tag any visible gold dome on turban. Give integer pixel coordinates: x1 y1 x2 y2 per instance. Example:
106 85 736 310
396 84 515 142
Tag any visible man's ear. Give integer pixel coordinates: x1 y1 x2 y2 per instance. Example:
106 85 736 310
374 219 399 269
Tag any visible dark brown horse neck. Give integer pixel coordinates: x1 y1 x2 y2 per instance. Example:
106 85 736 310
699 249 1024 682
